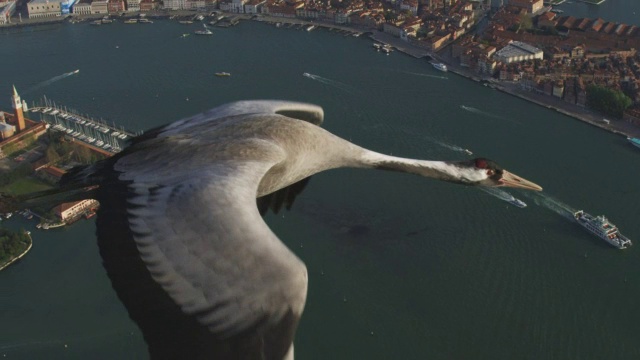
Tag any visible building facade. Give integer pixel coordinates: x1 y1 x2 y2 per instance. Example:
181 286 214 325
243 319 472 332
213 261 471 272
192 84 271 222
27 0 62 18
73 0 91 14
55 199 99 222
91 0 108 13
107 0 125 13
126 0 140 11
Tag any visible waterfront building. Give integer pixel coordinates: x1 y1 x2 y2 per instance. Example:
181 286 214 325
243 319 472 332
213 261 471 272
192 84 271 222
263 0 298 18
494 40 543 64
107 0 125 13
163 0 203 10
90 0 108 13
125 0 140 12
244 0 264 14
139 0 158 11
73 0 91 14
0 1 15 25
229 0 245 13
54 199 99 222
27 0 61 19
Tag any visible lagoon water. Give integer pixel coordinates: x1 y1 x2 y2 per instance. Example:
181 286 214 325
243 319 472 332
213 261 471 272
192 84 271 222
1 12 640 359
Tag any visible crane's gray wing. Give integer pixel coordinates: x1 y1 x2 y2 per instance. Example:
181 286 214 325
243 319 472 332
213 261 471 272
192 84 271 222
116 150 308 345
162 100 324 137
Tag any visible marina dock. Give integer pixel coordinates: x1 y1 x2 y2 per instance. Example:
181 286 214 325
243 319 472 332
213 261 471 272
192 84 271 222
28 97 139 154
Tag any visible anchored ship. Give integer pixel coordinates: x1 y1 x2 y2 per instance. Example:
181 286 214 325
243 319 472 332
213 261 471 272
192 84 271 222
574 210 632 249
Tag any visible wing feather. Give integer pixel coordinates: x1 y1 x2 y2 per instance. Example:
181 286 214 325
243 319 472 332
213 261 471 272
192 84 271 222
116 151 308 343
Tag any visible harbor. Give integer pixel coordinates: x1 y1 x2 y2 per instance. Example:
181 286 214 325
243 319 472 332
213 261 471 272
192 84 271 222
28 96 139 155
0 16 639 360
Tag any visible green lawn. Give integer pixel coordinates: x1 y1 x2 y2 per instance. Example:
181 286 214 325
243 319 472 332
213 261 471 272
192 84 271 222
0 177 53 195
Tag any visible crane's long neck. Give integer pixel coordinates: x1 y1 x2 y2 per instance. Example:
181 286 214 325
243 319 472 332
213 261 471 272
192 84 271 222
351 149 474 185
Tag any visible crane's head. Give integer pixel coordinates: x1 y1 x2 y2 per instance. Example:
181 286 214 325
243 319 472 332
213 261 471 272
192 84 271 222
457 158 542 191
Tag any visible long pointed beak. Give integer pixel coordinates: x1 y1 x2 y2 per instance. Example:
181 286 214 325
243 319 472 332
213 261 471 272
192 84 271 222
499 170 543 191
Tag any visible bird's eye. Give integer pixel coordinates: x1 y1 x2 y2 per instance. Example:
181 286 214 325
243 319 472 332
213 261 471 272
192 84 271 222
486 169 495 176
475 158 488 169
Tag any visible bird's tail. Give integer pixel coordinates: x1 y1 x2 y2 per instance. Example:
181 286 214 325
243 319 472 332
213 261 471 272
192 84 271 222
0 163 103 213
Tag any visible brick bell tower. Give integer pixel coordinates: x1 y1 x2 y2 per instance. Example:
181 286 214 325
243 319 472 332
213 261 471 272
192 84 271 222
11 85 26 132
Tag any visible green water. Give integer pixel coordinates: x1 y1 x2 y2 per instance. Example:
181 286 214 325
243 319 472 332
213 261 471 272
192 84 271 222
0 18 639 359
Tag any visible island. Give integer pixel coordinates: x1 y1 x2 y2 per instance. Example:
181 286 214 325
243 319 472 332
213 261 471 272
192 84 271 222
0 227 32 271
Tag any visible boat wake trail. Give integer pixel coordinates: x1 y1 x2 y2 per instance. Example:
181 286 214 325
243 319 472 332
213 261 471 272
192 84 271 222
424 135 473 155
302 72 356 94
460 105 521 125
479 187 516 202
523 192 576 219
24 70 80 95
400 71 448 80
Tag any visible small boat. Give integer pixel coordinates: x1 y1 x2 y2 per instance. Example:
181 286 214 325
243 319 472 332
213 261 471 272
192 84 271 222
432 62 448 72
181 33 190 38
138 18 153 23
194 24 213 35
306 25 316 32
627 137 640 150
464 149 473 155
124 19 137 24
73 69 80 74
215 72 231 77
507 198 527 208
179 20 194 24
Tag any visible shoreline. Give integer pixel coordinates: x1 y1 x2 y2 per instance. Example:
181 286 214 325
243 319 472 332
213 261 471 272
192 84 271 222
0 233 33 271
2 11 639 139
445 67 640 138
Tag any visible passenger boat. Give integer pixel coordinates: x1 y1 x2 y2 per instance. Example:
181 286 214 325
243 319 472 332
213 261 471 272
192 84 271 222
574 210 632 249
432 62 448 72
507 198 527 208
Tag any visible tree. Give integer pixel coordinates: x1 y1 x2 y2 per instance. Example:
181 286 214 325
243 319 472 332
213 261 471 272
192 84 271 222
45 146 61 164
586 84 633 119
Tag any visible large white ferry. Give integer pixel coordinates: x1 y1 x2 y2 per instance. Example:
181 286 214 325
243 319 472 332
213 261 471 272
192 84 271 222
574 210 632 249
